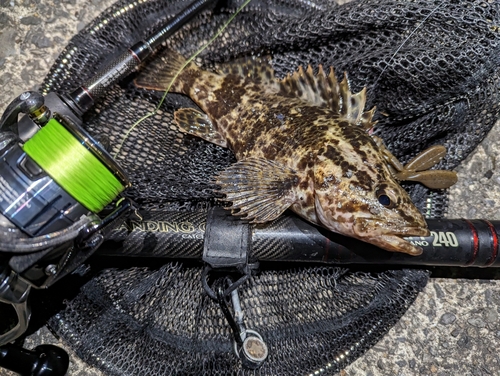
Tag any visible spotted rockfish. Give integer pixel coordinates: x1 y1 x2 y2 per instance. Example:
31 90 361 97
135 50 457 255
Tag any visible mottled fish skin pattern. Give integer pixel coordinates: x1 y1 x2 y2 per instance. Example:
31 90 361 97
135 52 434 255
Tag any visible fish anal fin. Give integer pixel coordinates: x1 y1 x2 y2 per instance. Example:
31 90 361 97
217 55 277 88
134 49 198 93
215 158 302 223
174 108 226 148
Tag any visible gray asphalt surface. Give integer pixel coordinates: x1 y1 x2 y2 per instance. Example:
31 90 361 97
0 1 499 375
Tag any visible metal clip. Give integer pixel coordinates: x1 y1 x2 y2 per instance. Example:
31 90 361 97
215 278 268 370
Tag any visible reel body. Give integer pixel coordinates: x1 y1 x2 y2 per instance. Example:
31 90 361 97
0 135 89 237
0 90 132 348
0 91 129 237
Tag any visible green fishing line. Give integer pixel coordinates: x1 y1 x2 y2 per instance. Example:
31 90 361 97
114 0 253 158
23 118 125 213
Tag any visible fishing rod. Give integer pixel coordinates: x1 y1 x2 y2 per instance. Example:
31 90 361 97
99 207 500 268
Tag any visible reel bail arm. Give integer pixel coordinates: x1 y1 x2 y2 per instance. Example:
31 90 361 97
0 91 49 138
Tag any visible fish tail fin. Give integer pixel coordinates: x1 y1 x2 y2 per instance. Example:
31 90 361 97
134 49 199 94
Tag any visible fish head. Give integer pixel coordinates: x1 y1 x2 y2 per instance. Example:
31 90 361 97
313 160 429 255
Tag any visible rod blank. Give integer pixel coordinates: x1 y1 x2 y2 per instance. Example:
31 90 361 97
99 209 500 267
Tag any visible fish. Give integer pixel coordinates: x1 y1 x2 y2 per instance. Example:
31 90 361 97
134 50 457 255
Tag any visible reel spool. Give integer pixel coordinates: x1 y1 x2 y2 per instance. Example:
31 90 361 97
0 110 129 237
23 115 129 214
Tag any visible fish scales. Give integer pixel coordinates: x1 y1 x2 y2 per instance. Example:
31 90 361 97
134 51 457 255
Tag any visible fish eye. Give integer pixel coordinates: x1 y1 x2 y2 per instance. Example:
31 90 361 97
376 187 397 209
378 194 391 207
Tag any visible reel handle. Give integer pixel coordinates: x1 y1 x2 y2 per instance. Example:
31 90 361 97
0 344 69 376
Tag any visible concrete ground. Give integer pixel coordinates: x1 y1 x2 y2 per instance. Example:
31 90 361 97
0 0 499 375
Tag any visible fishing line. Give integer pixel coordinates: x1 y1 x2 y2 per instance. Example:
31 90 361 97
114 0 253 158
371 1 445 91
23 118 127 213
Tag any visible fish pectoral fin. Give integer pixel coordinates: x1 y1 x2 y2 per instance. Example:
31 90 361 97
215 158 301 223
134 49 197 93
174 108 227 148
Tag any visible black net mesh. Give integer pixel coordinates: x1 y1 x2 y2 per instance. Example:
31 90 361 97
41 0 500 374
49 264 429 375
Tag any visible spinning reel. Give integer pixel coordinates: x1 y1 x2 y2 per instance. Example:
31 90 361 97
0 0 216 360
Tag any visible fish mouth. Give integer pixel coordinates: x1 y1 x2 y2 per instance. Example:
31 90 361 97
353 218 429 256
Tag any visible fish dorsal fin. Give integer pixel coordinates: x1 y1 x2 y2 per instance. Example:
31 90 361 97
217 55 278 88
279 66 376 129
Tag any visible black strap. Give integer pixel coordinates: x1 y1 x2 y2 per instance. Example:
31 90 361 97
203 206 250 271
